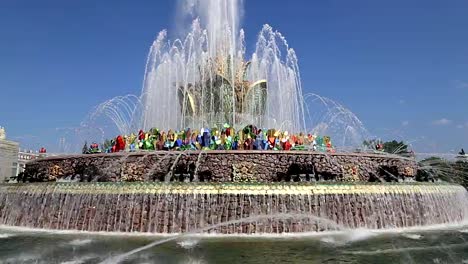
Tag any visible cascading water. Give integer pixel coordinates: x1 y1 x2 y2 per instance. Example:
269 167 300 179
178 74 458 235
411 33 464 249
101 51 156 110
0 183 466 234
140 0 305 132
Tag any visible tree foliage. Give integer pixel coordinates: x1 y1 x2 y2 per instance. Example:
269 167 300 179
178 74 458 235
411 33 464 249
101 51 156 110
363 139 410 155
82 141 88 154
417 157 468 188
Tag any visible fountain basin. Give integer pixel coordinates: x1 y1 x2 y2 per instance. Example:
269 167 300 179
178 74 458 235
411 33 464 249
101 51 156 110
0 182 466 234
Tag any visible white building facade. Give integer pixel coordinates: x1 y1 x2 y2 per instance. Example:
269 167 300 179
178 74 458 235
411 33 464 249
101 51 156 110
0 127 19 182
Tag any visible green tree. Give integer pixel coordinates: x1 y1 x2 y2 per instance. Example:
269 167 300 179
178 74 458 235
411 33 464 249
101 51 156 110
363 139 410 155
417 157 468 188
383 140 408 154
82 141 88 154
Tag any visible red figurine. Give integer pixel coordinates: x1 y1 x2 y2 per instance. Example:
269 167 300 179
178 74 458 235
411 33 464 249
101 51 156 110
115 135 126 152
138 130 145 141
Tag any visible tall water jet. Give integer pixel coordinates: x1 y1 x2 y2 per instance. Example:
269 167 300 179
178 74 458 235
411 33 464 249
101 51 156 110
140 0 305 132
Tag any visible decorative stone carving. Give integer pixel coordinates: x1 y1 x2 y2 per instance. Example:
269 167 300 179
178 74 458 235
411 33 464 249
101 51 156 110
343 164 359 181
121 162 145 181
232 162 257 182
404 166 415 177
49 165 63 176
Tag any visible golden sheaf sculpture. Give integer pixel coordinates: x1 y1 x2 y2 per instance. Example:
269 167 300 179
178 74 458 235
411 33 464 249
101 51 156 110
177 56 267 123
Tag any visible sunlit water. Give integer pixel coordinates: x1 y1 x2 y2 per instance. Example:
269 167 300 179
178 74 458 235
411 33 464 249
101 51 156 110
1 226 468 263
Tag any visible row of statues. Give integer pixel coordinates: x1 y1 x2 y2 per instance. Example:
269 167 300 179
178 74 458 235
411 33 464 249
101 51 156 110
86 124 334 153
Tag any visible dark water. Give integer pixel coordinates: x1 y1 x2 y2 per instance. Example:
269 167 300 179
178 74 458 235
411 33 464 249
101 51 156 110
0 226 468 264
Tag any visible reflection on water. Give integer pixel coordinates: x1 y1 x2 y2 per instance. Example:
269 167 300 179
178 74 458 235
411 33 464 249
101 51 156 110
0 227 467 264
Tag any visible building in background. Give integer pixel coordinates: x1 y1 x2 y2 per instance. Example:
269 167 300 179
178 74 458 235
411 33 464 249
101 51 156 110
0 127 19 182
16 150 46 176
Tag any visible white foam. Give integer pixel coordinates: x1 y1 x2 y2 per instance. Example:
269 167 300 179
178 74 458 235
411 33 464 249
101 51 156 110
0 220 467 239
60 256 95 264
402 233 422 240
320 229 377 245
0 233 14 238
177 238 200 249
68 239 93 246
319 236 334 243
2 253 39 263
181 256 207 264
344 229 378 242
344 242 468 255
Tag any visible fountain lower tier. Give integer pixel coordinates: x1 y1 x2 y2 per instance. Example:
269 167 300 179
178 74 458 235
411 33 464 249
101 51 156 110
0 183 466 234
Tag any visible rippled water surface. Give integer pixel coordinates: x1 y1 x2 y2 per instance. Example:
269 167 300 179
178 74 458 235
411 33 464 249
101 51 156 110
0 227 468 264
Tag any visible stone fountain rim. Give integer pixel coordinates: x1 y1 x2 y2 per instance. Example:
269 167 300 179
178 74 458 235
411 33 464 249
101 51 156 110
33 150 414 162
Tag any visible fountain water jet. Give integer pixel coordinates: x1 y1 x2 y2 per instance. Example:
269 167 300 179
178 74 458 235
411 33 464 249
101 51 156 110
137 0 306 132
303 93 370 149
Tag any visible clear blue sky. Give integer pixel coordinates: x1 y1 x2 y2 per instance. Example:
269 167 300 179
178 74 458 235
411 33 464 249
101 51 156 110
0 0 467 153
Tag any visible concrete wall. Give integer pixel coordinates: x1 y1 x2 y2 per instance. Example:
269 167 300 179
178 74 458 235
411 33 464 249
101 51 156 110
21 151 418 183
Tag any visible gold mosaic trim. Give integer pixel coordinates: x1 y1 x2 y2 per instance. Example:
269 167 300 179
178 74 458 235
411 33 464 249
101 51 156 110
0 183 464 196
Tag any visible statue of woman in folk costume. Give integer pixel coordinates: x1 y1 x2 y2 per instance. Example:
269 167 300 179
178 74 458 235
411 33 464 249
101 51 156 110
304 133 312 146
244 133 253 150
150 133 158 150
266 129 276 150
128 133 136 152
280 131 290 150
150 129 160 150
189 131 198 150
274 130 283 151
232 135 239 150
219 130 227 150
225 135 233 150
109 139 116 153
194 131 202 149
310 134 317 151
160 132 167 150
166 130 175 149
144 133 154 150
236 129 245 150
324 136 334 152
242 125 257 141
138 130 145 141
184 128 191 146
153 132 161 150
174 131 183 149
115 135 125 152
297 133 305 146
201 128 211 148
316 136 325 152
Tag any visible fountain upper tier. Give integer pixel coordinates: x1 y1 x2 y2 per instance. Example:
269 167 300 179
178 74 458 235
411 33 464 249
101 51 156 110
141 3 305 132
81 0 369 149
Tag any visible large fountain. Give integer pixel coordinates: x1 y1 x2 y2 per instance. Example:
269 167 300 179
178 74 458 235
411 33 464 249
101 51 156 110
1 0 467 236
140 0 305 132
